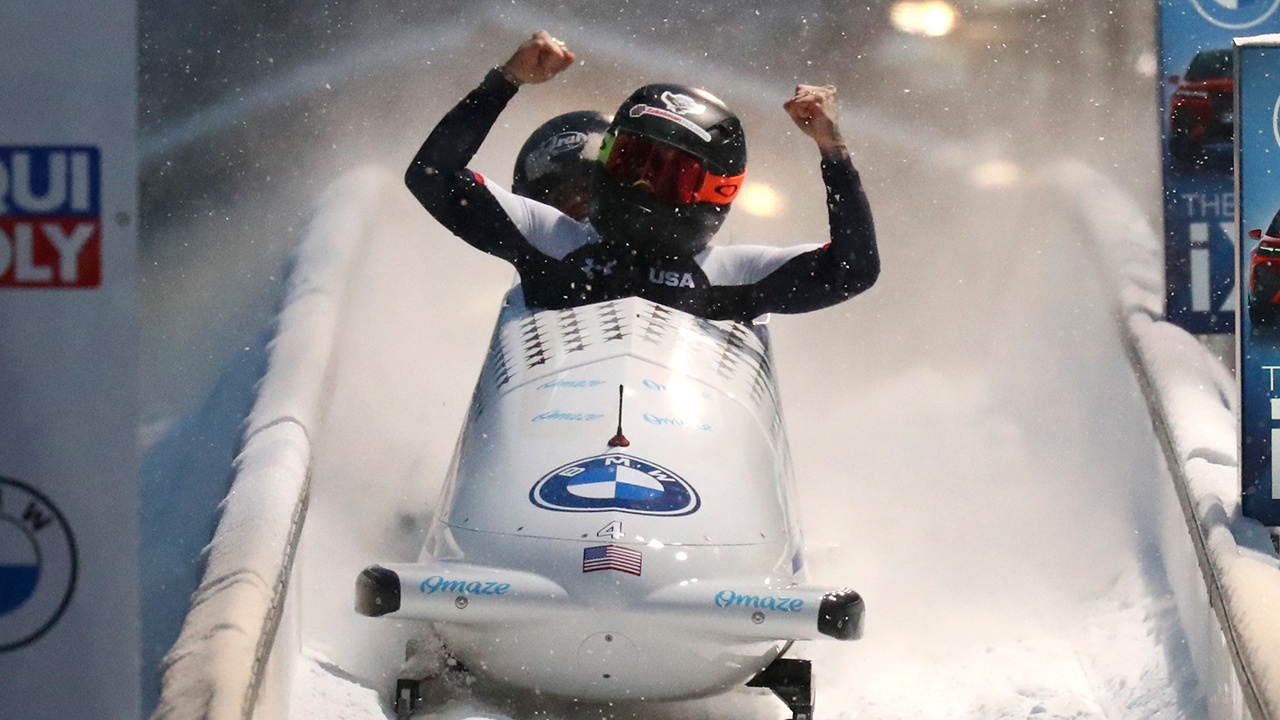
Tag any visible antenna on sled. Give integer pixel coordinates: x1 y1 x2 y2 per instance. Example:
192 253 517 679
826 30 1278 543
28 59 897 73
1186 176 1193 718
608 384 631 448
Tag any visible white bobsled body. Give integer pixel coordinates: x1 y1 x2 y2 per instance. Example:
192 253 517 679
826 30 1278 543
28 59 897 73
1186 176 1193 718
357 291 861 702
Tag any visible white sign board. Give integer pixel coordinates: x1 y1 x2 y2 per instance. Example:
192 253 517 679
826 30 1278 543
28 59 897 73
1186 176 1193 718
0 2 140 719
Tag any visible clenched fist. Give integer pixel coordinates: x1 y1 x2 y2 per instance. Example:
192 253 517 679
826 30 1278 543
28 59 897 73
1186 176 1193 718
501 30 576 86
784 84 845 154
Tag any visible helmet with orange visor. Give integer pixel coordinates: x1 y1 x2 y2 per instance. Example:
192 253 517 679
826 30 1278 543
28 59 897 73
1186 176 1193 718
591 84 746 256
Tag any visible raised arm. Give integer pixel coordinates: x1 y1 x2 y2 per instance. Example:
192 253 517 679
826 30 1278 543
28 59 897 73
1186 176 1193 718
405 70 518 197
725 85 879 318
404 31 575 260
784 84 878 291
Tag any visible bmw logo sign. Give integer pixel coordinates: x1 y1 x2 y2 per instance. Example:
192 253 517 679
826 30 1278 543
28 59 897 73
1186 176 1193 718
1189 0 1280 29
0 477 77 652
531 454 700 516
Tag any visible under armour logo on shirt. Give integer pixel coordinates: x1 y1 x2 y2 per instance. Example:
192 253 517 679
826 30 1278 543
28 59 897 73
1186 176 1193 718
581 258 616 280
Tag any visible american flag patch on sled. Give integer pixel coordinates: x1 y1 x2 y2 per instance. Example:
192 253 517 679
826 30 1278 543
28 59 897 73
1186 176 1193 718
582 544 642 576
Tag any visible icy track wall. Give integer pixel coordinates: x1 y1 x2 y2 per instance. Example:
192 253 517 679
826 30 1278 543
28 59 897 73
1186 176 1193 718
1059 161 1280 720
151 168 390 720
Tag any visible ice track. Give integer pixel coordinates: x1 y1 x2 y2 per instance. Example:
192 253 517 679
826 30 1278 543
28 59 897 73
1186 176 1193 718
141 8 1216 719
270 158 1194 719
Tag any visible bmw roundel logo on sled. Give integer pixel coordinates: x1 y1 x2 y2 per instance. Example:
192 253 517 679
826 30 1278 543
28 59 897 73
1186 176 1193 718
0 476 78 652
531 454 700 516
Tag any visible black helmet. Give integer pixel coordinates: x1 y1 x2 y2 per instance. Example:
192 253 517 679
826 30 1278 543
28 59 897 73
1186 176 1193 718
591 84 746 256
512 110 612 221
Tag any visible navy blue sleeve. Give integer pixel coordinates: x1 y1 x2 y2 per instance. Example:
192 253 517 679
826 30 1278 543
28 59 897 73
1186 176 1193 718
405 69 530 263
746 155 879 316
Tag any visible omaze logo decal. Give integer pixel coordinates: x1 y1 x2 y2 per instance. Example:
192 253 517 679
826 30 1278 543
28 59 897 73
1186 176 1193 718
1189 0 1280 28
0 147 102 288
0 477 77 652
531 454 700 515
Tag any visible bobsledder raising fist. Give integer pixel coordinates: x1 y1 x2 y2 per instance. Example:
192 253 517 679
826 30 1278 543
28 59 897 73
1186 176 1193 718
499 30 575 86
406 30 879 322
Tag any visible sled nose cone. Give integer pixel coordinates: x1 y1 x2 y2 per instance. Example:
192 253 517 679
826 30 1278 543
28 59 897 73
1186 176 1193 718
577 631 639 694
355 565 401 617
818 588 864 640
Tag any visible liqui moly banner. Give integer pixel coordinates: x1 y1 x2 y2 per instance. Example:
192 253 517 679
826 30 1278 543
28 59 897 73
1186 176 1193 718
0 147 103 287
0 2 140 719
1160 1 1280 334
1237 34 1280 526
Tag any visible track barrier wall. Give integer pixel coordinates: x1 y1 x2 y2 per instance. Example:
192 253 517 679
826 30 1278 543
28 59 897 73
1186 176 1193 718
150 168 389 720
1060 160 1280 720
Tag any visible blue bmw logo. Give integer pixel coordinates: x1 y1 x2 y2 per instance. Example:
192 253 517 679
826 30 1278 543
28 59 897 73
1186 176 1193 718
531 454 700 516
0 477 77 652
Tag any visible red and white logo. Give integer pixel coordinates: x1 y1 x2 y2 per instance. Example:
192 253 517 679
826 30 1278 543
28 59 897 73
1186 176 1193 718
0 147 102 288
628 105 713 142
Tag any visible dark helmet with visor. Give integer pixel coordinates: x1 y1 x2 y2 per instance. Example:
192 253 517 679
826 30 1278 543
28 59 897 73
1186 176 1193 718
512 110 612 221
592 84 746 256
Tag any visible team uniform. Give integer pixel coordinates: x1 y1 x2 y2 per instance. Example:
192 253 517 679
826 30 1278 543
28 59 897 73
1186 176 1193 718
406 69 880 323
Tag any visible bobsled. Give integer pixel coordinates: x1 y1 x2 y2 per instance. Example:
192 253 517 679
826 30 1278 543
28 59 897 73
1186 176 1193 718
356 290 863 719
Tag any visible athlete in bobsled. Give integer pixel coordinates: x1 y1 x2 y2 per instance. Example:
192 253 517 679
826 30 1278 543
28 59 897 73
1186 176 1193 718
404 30 879 320
356 31 875 720
512 109 612 221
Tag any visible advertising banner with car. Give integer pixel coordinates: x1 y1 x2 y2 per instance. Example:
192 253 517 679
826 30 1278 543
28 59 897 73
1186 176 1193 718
0 3 140 720
1236 35 1280 525
1160 0 1280 334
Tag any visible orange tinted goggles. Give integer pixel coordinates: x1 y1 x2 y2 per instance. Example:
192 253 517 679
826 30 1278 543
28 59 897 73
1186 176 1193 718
600 131 744 206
